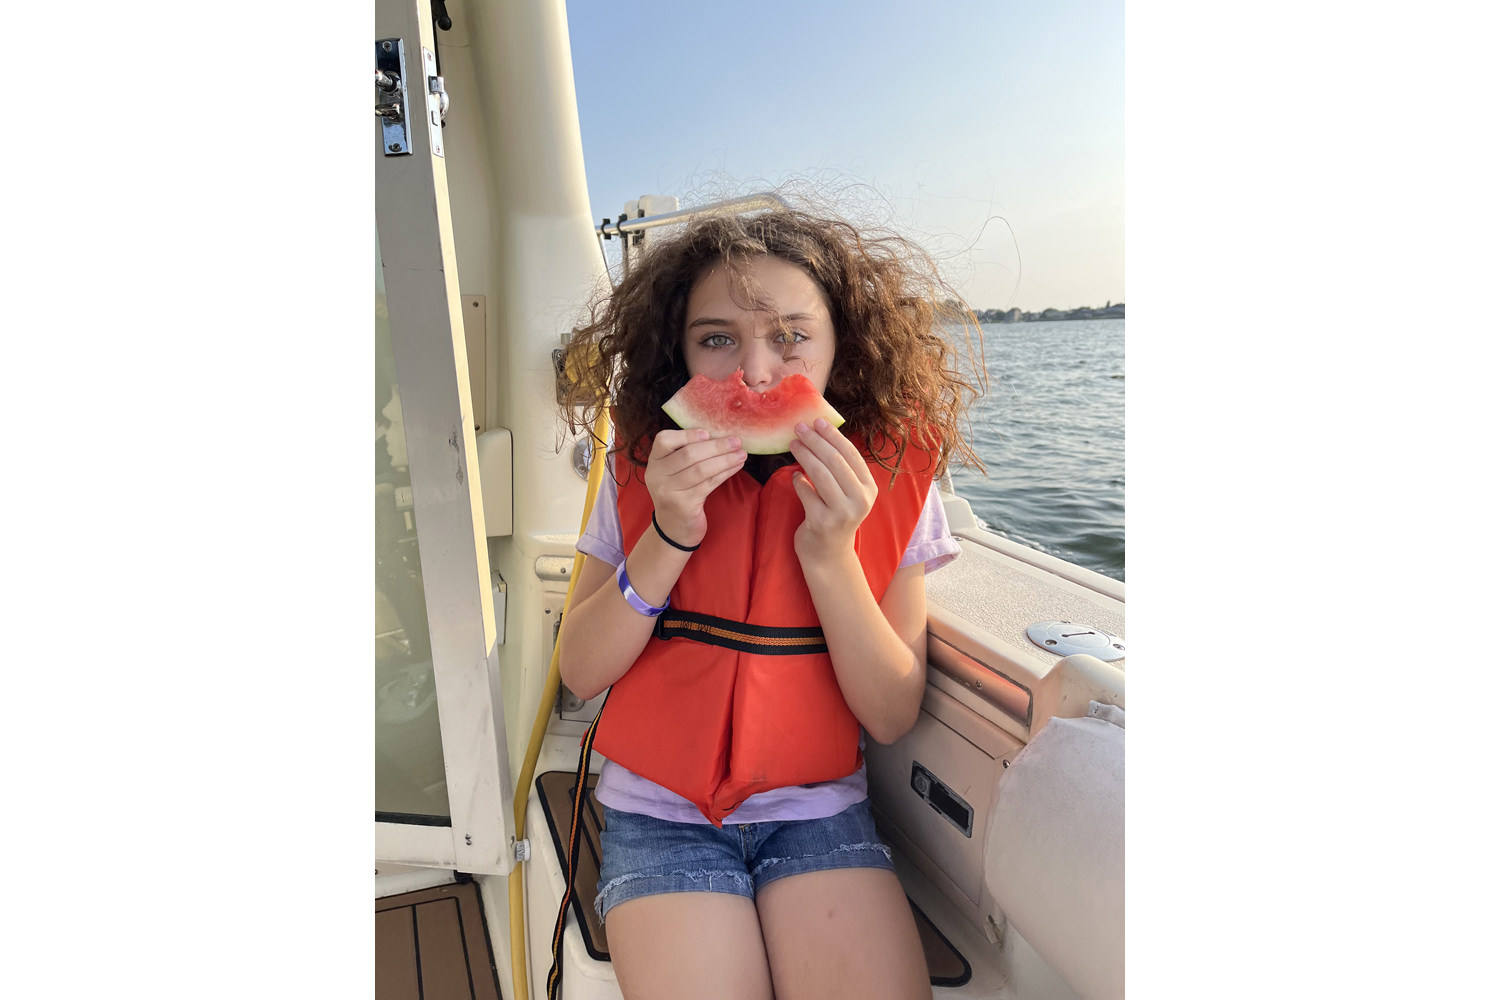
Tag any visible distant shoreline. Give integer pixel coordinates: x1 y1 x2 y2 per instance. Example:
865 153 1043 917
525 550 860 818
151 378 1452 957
972 303 1125 323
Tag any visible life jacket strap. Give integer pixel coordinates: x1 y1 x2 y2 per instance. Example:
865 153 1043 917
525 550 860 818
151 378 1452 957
652 608 828 655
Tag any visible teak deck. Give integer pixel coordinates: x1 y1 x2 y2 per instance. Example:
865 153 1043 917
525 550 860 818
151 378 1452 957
376 881 501 1000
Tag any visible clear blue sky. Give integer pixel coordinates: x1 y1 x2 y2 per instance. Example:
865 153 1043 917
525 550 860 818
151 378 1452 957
564 0 1124 312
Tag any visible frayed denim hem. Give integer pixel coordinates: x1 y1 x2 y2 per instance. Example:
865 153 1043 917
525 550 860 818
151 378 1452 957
750 841 894 883
594 868 754 922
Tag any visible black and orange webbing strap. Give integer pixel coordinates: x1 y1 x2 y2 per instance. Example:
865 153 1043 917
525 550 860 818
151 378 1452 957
546 695 607 1000
652 608 828 655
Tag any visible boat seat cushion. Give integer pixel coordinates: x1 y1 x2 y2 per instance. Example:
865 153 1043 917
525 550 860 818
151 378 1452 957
984 705 1124 1000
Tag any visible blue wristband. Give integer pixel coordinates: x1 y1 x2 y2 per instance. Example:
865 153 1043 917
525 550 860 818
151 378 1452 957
616 560 669 617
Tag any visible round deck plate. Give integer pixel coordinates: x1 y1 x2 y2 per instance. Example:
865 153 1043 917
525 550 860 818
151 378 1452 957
1026 620 1125 661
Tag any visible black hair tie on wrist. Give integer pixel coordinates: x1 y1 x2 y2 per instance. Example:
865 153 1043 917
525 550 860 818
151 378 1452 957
653 512 701 552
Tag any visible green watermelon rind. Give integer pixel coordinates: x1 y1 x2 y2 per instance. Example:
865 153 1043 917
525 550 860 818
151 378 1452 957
661 369 846 454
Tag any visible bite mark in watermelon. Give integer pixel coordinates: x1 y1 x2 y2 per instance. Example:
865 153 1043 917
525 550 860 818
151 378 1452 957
662 369 845 454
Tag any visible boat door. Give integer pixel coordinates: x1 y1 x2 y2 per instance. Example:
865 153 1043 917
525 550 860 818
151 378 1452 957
374 0 514 876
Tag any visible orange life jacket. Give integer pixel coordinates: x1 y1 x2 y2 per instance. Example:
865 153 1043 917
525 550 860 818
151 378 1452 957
591 433 937 825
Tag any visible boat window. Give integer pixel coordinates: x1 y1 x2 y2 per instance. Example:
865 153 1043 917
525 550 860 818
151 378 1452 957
375 227 449 823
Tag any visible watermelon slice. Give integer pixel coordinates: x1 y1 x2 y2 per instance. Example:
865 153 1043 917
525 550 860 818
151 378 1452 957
661 369 845 454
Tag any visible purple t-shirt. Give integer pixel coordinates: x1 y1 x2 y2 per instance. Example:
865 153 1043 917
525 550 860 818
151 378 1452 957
576 468 960 825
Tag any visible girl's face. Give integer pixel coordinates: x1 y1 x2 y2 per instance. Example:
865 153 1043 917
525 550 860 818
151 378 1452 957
681 255 836 394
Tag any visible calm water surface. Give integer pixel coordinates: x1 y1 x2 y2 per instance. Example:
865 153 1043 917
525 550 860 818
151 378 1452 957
948 319 1125 582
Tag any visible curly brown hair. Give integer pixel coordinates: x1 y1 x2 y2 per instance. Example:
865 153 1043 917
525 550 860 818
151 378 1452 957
560 208 986 478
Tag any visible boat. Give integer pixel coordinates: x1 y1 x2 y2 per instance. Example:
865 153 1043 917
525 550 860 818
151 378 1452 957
374 2 1125 998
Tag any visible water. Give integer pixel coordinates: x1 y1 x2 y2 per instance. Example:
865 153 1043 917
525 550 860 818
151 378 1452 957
947 319 1125 582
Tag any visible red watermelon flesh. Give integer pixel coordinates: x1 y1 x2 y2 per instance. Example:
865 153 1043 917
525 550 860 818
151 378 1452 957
661 369 845 454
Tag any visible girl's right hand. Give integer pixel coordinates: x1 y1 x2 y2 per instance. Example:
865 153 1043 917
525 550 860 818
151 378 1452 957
643 429 747 548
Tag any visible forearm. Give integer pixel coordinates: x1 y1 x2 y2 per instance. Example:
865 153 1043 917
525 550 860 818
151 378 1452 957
560 429 747 700
801 553 927 744
557 536 692 700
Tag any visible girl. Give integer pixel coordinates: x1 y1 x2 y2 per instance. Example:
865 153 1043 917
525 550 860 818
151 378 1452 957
557 207 982 1000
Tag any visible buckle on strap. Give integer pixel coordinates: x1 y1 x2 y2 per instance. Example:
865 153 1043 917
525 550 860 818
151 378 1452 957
653 608 827 655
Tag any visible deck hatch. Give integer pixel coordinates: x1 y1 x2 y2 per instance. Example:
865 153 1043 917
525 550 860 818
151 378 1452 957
1025 619 1126 661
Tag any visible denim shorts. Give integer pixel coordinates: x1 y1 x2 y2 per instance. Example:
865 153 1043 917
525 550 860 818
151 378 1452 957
594 799 895 921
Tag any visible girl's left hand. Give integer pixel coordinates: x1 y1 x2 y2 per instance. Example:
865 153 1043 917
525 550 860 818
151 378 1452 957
788 418 878 560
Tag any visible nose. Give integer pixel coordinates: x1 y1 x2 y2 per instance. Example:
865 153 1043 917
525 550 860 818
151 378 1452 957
739 339 781 390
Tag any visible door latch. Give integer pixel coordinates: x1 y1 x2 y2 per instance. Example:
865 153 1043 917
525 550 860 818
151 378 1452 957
422 46 446 158
375 38 410 156
376 39 447 158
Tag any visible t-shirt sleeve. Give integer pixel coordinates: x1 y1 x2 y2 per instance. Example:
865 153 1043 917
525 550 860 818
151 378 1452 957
900 482 961 573
576 468 625 567
578 464 958 574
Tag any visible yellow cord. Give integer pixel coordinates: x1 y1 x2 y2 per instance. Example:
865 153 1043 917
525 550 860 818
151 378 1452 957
508 408 611 1000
